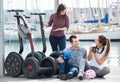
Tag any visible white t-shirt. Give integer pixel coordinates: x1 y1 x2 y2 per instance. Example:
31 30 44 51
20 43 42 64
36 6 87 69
89 46 107 69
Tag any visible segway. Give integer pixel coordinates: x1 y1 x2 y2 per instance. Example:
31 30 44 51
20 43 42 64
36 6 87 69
4 10 43 77
4 10 26 77
22 13 58 79
25 13 46 62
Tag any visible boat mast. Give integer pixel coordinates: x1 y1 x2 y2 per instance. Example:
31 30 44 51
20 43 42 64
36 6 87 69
117 0 120 24
54 0 59 11
97 0 101 28
0 0 4 77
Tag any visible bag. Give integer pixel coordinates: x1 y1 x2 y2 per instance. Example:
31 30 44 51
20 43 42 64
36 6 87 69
18 24 31 39
84 69 96 79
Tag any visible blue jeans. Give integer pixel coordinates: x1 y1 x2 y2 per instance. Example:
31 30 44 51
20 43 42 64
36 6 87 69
59 60 78 77
49 35 66 51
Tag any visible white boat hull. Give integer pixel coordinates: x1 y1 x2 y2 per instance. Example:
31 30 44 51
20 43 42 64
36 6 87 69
66 31 120 41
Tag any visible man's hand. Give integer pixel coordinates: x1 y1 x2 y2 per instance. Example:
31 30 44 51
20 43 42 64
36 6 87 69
57 56 64 63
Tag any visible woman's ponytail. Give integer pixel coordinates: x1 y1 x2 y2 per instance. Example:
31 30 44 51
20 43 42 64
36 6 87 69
105 38 110 56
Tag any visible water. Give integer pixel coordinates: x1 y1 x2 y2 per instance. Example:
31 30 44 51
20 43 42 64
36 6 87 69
5 40 120 66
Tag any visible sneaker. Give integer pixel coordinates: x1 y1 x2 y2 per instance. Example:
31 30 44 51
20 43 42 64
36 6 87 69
78 76 83 80
59 73 73 80
59 74 66 80
56 75 59 79
66 73 73 80
78 71 83 80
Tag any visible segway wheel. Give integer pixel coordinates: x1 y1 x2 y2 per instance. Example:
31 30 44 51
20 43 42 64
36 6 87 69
4 52 24 77
25 52 43 65
49 51 62 59
23 57 39 79
40 57 58 77
37 51 46 58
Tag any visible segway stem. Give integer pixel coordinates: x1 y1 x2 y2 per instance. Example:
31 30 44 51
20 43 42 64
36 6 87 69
16 15 35 52
39 14 46 53
16 16 24 54
27 33 34 52
7 10 24 54
30 13 46 53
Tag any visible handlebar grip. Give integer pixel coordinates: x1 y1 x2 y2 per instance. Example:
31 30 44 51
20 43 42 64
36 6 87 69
30 13 46 15
7 10 24 12
40 13 46 15
23 15 30 18
14 15 21 18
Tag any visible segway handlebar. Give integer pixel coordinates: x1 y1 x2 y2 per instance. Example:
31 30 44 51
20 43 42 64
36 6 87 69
7 10 23 13
23 15 30 19
30 13 46 15
14 15 28 27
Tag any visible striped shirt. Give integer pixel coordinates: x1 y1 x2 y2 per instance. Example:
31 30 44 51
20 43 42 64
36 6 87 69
48 13 69 36
67 46 87 68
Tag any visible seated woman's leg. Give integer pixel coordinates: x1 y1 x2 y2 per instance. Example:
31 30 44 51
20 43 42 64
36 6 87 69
96 67 110 77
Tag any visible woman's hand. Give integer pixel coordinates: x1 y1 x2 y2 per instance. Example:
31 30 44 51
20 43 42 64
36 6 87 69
53 28 60 31
53 27 67 31
90 47 93 53
43 22 49 27
57 56 64 63
93 52 97 57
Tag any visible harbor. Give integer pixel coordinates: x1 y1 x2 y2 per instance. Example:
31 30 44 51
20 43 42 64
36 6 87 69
0 0 120 81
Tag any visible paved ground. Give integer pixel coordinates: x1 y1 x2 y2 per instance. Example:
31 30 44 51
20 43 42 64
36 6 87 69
0 66 120 82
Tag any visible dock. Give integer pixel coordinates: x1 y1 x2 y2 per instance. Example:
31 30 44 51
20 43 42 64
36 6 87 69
0 66 120 82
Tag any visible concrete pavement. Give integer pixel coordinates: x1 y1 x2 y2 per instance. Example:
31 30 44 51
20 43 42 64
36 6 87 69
0 66 120 82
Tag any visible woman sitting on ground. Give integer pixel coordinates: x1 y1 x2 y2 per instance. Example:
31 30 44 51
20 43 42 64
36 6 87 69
88 35 110 77
78 35 111 80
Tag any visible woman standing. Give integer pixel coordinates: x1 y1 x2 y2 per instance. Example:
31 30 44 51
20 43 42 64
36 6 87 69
44 4 69 51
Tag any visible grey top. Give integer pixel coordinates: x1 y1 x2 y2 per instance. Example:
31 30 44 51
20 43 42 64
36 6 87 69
67 46 87 68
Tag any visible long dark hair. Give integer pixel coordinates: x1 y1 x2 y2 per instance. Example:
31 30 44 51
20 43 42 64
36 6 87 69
56 4 66 16
98 35 110 56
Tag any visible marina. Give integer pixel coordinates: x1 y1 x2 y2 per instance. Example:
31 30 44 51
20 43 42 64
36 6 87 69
66 24 120 41
0 0 120 81
3 0 120 41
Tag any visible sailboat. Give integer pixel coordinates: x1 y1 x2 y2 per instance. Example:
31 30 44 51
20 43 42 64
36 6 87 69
66 0 120 41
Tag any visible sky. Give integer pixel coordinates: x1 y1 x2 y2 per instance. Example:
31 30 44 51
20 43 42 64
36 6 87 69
60 0 118 8
4 0 54 10
4 0 119 10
